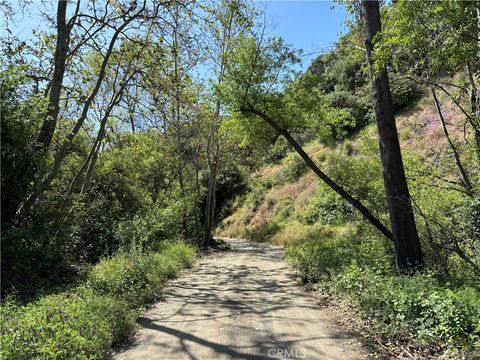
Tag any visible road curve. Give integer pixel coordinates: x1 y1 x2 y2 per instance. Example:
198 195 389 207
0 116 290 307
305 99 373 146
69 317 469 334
115 238 367 360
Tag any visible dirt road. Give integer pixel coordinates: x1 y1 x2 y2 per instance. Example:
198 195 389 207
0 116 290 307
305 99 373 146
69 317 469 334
115 238 367 360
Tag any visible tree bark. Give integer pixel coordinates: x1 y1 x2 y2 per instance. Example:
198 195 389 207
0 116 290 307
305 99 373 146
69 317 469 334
240 106 393 242
361 0 423 272
203 155 218 247
431 88 473 195
466 62 480 160
16 8 144 219
37 0 69 149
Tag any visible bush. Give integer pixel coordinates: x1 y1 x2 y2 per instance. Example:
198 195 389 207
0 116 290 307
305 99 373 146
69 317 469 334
287 233 392 283
0 225 75 299
274 198 294 222
245 221 283 242
69 191 123 263
324 91 372 138
390 80 424 113
281 153 307 182
1 66 46 227
114 207 181 252
300 188 354 226
147 241 196 283
87 241 196 306
287 235 480 350
331 266 480 348
0 289 135 360
267 138 290 163
150 240 196 268
87 252 151 306
1 240 197 359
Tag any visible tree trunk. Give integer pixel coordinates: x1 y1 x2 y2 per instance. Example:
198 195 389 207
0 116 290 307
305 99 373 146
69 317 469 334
466 62 480 160
15 9 145 219
477 1 480 61
37 0 69 149
361 0 423 272
193 160 202 241
240 106 393 242
203 159 218 248
431 88 473 194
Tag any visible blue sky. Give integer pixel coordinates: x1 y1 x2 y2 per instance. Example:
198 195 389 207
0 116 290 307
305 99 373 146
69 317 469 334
4 0 347 71
259 1 347 67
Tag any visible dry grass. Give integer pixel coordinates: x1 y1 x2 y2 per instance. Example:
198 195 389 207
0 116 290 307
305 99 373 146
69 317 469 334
216 204 251 238
396 98 466 158
217 92 471 245
247 198 276 229
270 221 311 246
269 172 316 201
253 164 283 183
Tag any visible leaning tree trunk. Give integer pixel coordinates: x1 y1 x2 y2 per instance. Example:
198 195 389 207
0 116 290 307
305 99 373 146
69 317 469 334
240 106 394 242
431 88 473 194
361 0 423 272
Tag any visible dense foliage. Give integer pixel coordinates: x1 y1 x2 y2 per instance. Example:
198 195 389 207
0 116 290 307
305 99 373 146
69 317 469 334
0 241 196 359
1 0 479 358
288 234 480 349
216 1 479 353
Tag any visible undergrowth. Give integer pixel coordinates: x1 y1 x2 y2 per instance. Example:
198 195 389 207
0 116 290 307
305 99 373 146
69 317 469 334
0 240 196 359
287 234 480 353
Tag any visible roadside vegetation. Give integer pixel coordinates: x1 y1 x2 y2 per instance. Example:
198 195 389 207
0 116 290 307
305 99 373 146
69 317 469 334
216 2 480 357
1 241 196 359
219 118 480 356
2 0 479 358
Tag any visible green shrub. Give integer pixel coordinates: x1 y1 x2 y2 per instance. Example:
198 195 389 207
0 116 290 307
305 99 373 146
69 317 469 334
281 153 307 182
151 240 196 268
300 187 354 225
0 289 135 360
87 241 196 306
1 241 197 359
245 221 283 242
331 266 480 347
286 233 392 283
114 208 174 251
274 198 294 221
287 235 480 350
323 91 372 138
87 252 151 306
147 241 197 282
267 138 290 163
69 191 123 263
390 80 423 113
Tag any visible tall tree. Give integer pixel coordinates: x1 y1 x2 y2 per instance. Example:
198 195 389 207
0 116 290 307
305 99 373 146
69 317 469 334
15 1 157 219
36 0 72 150
223 35 394 242
201 0 254 246
361 0 423 271
377 0 480 162
138 0 203 240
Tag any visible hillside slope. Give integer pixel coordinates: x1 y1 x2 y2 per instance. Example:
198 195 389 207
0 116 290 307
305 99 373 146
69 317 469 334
218 93 468 246
216 94 480 358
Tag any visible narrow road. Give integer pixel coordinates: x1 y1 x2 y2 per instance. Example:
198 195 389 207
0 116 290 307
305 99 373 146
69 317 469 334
115 238 367 360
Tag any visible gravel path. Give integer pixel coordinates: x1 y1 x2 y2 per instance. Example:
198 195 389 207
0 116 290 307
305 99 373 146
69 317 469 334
115 238 367 360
